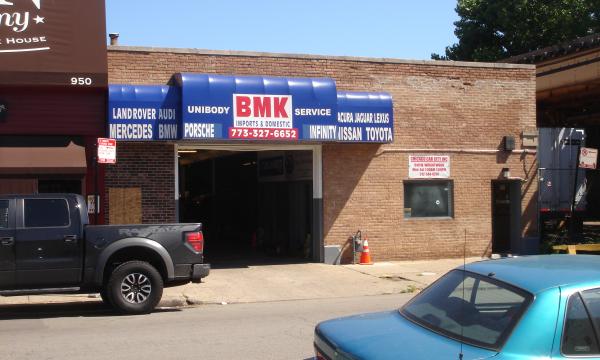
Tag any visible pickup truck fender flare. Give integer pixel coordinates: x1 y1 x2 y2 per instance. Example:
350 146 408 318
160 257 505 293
95 238 175 285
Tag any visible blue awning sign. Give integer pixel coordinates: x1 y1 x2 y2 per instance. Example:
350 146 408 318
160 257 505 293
175 73 338 141
108 74 394 143
108 85 180 141
336 91 394 143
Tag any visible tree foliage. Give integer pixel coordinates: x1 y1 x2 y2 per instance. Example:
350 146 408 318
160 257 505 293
433 0 600 61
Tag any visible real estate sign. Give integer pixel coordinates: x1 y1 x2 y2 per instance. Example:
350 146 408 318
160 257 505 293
409 155 451 179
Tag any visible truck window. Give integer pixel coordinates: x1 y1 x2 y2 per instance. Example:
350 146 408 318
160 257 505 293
0 200 8 228
24 199 70 228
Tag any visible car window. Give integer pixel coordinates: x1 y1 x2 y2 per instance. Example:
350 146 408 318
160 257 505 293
562 293 600 356
24 199 70 228
0 200 8 228
400 270 531 351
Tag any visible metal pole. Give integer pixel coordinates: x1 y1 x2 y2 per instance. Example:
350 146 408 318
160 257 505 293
94 153 99 225
570 145 581 242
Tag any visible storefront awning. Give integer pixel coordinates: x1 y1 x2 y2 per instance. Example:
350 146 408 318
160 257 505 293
174 73 338 141
0 141 87 174
336 92 394 143
108 85 180 141
107 73 394 143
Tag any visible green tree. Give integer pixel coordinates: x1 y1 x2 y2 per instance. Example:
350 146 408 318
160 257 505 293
433 0 600 61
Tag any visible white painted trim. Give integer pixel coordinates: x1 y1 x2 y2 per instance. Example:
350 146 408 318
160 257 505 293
312 146 323 199
174 143 179 201
174 143 180 222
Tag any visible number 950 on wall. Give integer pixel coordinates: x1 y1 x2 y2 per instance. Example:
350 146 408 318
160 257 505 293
70 77 93 86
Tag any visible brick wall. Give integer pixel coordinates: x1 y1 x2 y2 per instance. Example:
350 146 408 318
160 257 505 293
104 142 176 224
107 47 537 260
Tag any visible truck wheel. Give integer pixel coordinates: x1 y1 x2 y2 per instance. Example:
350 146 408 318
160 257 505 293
106 261 163 315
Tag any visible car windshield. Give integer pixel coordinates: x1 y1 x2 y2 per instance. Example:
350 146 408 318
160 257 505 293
400 270 532 351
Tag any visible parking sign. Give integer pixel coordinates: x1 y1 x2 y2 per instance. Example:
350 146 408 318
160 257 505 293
97 138 117 164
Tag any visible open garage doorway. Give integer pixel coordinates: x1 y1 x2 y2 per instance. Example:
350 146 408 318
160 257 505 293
176 145 323 265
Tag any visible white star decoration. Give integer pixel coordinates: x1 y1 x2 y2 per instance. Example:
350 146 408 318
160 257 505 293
34 15 44 24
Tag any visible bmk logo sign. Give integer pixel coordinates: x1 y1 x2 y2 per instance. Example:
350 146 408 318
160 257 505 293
0 0 48 53
233 94 293 129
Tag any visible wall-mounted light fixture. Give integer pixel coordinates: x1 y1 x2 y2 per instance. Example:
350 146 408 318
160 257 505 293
503 136 515 151
501 167 511 179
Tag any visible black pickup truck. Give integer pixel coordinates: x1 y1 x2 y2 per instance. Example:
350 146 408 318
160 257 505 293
0 193 209 314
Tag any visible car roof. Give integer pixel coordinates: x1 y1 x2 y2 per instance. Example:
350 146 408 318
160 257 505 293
464 255 600 294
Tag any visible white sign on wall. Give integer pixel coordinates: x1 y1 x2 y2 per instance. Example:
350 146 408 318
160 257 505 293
579 147 598 169
97 138 117 164
409 155 450 179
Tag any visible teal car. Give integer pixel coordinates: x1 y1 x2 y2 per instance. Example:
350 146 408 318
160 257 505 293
315 255 600 359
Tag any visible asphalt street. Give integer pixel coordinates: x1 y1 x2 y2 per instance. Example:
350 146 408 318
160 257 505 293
0 293 413 360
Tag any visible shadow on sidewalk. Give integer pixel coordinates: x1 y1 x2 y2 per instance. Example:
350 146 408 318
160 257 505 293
207 254 312 269
0 301 181 320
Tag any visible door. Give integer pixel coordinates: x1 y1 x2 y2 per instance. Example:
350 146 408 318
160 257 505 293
0 199 15 289
492 181 521 254
15 197 83 288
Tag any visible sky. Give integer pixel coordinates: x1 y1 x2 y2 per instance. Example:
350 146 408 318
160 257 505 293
105 0 459 60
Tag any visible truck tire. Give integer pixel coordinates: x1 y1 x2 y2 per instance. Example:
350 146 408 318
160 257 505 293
105 261 163 315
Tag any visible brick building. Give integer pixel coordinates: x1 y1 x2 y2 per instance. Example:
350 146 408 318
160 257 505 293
105 46 538 262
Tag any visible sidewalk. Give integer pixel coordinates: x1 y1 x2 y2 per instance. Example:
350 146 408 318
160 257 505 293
0 257 486 308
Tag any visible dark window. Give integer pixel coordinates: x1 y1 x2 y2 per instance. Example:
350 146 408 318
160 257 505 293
0 200 8 228
404 181 453 218
24 199 69 228
400 270 531 351
563 292 600 356
38 179 82 194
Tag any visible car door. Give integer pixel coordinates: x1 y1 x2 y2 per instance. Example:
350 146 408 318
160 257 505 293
15 197 83 288
552 287 600 359
0 198 15 289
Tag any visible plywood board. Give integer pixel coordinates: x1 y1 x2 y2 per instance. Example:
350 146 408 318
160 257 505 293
109 187 142 224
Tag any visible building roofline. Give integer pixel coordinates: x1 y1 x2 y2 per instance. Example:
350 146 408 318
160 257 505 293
108 45 534 70
504 33 600 64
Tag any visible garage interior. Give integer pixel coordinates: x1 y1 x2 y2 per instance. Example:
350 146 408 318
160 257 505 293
178 149 314 263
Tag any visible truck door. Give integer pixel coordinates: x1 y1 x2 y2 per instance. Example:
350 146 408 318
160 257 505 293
0 199 15 289
15 197 83 288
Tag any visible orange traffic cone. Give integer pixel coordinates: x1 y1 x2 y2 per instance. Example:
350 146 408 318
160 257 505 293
359 237 373 265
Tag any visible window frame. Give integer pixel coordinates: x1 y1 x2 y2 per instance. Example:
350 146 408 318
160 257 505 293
399 269 533 352
403 179 454 219
561 289 600 358
22 198 71 229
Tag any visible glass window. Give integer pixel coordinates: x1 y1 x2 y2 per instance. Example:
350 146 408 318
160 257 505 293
400 270 531 351
404 181 453 218
24 199 70 228
562 293 600 356
0 200 8 228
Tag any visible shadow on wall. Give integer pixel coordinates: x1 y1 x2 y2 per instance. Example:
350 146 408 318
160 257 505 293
520 153 539 254
322 144 380 264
